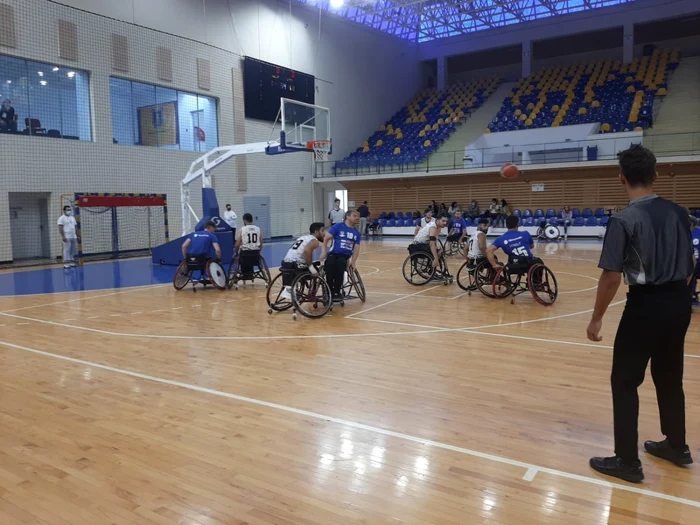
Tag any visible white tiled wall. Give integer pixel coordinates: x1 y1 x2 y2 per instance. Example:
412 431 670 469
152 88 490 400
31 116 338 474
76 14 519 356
0 0 420 261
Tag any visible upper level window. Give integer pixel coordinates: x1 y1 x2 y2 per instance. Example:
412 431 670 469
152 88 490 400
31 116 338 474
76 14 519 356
0 54 92 140
110 77 218 152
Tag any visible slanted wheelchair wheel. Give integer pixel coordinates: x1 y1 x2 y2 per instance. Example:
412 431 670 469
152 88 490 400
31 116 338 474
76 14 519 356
475 260 500 298
492 266 517 299
544 225 560 241
259 256 272 287
528 263 558 306
206 261 227 290
402 253 435 286
266 272 294 312
226 254 240 289
173 261 191 290
292 273 332 319
350 268 366 302
456 262 477 292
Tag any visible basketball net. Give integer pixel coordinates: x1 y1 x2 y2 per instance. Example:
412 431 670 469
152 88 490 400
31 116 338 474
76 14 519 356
309 139 331 162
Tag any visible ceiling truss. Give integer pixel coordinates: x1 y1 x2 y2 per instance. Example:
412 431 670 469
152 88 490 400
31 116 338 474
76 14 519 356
296 0 635 42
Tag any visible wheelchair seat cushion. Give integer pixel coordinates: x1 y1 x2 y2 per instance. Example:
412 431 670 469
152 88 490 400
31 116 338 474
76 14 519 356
186 254 208 270
408 243 431 255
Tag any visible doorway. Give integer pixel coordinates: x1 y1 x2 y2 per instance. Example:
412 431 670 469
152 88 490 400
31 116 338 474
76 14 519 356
9 192 51 261
243 196 271 240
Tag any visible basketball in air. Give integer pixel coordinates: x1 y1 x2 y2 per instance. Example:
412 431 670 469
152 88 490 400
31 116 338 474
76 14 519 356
500 163 519 179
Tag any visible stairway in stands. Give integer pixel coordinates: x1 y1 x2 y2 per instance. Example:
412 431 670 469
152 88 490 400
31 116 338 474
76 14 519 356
645 55 700 156
424 82 516 170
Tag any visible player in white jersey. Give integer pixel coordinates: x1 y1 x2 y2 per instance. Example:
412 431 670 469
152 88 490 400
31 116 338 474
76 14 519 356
467 218 490 263
411 215 449 269
413 208 435 236
279 222 325 299
236 213 263 277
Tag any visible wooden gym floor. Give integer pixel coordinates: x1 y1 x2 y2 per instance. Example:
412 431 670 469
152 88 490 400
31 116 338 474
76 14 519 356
0 239 698 524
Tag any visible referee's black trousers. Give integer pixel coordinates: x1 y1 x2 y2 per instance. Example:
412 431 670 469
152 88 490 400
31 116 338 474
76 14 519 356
325 253 349 296
612 280 691 462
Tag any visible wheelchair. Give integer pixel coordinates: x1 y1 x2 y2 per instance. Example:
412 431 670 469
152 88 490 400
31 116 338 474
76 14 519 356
456 257 500 298
367 221 383 236
443 236 466 257
402 241 454 286
173 255 227 292
227 249 271 289
536 221 561 241
266 263 332 320
491 256 558 305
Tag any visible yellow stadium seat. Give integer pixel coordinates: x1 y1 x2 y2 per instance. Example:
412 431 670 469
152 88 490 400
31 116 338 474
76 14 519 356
633 127 643 132
423 140 431 148
551 105 560 112
379 125 386 131
578 107 587 115
601 123 611 132
591 100 600 108
375 139 383 147
525 119 533 126
396 133 403 140
362 146 370 153
626 85 636 93
437 118 444 125
484 128 491 134
432 124 439 131
387 128 395 136
519 114 527 122
419 130 426 137
393 147 401 155
362 141 368 148
657 87 668 96
526 102 535 110
514 109 522 116
424 124 431 131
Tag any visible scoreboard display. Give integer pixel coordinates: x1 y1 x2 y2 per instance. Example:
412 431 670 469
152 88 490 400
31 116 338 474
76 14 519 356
243 57 315 122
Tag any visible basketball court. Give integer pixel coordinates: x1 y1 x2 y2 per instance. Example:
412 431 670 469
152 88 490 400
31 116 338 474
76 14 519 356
0 239 698 524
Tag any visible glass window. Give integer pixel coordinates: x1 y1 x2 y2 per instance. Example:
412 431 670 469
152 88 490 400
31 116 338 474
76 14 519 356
0 55 91 140
110 77 218 152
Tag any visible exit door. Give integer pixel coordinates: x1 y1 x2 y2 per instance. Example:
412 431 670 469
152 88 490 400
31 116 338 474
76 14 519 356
243 196 271 240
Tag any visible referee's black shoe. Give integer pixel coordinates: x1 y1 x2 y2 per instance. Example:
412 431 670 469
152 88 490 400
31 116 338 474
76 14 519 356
644 439 693 466
589 456 644 483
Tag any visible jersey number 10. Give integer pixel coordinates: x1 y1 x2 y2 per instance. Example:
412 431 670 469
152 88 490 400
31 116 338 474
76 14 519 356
247 233 258 244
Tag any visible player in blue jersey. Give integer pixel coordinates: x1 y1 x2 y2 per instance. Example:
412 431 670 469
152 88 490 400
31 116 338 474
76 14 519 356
486 215 540 271
446 210 467 245
181 220 221 262
321 209 361 301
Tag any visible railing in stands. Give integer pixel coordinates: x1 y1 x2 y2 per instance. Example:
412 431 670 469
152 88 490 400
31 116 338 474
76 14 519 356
315 131 700 178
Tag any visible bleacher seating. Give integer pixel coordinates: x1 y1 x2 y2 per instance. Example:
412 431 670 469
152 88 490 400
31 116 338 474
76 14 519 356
335 78 501 173
488 49 680 134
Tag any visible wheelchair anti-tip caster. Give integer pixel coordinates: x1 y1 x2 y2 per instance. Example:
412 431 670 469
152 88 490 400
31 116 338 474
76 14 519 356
268 309 273 315
292 313 297 320
511 298 516 304
340 301 345 307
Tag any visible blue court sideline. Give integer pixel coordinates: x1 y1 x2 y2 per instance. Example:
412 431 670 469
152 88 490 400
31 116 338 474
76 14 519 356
0 237 390 297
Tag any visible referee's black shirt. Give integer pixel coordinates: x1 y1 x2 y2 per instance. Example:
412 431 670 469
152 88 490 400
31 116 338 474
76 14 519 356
599 194 693 286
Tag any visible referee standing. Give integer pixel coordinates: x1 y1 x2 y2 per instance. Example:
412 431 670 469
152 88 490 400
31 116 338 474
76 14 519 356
587 146 694 483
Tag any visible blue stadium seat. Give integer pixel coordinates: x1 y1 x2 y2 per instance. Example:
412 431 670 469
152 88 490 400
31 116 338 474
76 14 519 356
404 219 413 226
523 209 533 218
523 217 534 226
396 212 404 220
572 208 581 218
534 209 544 218
546 209 556 218
573 217 585 226
385 219 395 227
413 218 420 226
463 217 472 227
379 219 387 227
405 211 413 218
594 208 605 218
548 217 558 225
585 217 598 226
379 212 387 219
512 209 521 217
600 216 609 226
582 208 593 218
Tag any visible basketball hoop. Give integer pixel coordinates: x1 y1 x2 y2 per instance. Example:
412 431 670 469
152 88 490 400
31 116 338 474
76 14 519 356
308 139 331 162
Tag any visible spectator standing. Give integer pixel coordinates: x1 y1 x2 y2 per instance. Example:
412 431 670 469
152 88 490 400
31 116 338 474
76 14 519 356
560 205 573 239
223 204 237 240
499 199 510 228
57 205 78 268
587 146 694 483
357 200 370 235
467 200 480 220
0 99 17 132
328 198 345 226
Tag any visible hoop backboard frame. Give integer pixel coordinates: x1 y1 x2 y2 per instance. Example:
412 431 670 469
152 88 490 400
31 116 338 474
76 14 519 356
265 98 331 157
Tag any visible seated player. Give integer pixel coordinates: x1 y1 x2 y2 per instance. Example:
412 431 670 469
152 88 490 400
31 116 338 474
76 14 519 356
467 218 490 266
411 215 449 270
280 222 326 299
181 220 222 265
446 210 467 246
413 208 435 236
486 215 542 271
236 212 263 279
321 210 361 302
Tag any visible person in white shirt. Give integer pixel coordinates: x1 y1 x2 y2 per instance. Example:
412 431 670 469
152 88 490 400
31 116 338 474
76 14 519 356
236 213 263 278
223 204 237 238
57 205 78 268
467 218 490 264
414 208 435 236
328 198 345 226
280 222 325 299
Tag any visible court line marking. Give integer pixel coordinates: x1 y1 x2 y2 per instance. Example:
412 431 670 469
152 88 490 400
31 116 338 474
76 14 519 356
0 339 698 510
345 286 442 318
0 284 170 314
522 467 538 482
0 282 171 300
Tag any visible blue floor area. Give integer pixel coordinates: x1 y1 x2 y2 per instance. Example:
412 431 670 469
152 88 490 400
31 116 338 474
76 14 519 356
0 239 308 297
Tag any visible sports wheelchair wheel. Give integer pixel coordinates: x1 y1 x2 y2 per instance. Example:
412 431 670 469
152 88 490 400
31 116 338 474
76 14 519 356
266 272 294 312
543 224 560 241
528 263 558 306
402 252 435 286
226 253 240 289
292 273 332 319
492 266 519 299
343 267 366 302
206 261 228 291
173 261 191 290
474 260 501 298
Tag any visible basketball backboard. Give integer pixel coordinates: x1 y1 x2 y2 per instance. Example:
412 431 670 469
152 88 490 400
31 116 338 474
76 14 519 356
266 98 331 157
